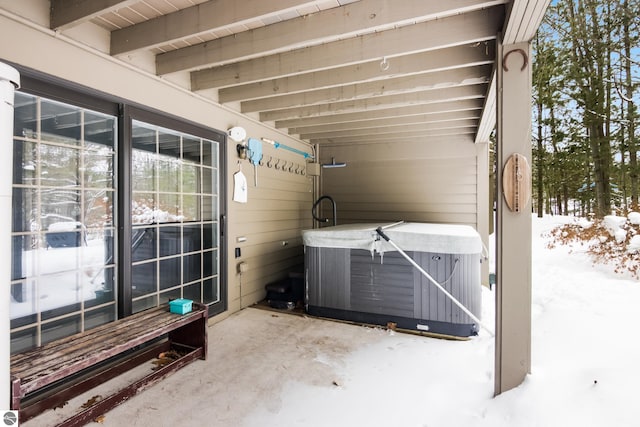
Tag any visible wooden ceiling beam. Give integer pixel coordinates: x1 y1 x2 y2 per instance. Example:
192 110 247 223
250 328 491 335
111 0 323 55
241 65 492 113
216 43 495 102
187 7 503 85
299 118 478 139
276 99 484 129
310 128 477 145
287 110 481 135
156 0 505 75
259 84 488 121
51 0 138 30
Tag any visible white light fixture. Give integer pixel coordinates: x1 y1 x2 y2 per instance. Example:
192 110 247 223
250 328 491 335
228 126 247 142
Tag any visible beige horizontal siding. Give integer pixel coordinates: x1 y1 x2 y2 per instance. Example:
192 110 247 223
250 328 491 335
336 211 478 225
337 202 478 214
243 177 312 197
319 140 479 228
335 192 477 204
228 143 314 309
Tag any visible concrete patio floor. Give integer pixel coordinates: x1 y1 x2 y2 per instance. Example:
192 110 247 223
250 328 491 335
24 306 493 427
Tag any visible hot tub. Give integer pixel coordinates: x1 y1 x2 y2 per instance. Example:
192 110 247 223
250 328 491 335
302 222 483 337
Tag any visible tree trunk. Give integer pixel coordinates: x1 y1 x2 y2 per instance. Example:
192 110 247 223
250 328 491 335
536 101 544 217
548 105 565 217
623 0 638 208
589 121 612 217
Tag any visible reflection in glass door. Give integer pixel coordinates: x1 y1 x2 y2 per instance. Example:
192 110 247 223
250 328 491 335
130 120 220 313
10 92 117 353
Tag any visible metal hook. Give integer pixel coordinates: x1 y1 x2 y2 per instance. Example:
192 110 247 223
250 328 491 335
266 156 273 168
380 56 390 71
502 48 528 72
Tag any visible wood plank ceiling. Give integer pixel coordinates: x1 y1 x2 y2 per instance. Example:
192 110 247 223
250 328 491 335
49 0 522 146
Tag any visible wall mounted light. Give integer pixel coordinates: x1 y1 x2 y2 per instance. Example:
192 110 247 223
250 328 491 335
228 126 247 143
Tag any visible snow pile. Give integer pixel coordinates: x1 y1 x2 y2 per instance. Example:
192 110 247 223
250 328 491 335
131 199 184 224
48 221 83 232
576 217 593 229
614 228 627 244
628 211 640 225
603 215 626 236
627 235 640 254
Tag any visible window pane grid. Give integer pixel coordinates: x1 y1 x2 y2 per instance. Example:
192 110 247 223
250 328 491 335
131 120 220 313
10 93 117 352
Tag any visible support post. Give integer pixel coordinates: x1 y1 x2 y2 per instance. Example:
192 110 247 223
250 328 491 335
0 61 20 408
476 141 490 286
494 40 533 395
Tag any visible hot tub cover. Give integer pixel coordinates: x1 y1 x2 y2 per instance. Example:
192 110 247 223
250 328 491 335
302 222 482 255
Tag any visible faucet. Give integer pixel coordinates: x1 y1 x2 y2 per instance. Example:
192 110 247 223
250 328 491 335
312 195 336 226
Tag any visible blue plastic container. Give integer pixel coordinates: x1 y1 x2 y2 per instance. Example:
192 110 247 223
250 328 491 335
169 298 193 315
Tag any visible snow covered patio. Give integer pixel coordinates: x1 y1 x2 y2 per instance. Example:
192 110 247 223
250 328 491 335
26 303 498 427
22 216 640 426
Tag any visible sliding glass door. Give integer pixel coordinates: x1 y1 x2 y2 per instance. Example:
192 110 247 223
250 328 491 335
10 78 226 354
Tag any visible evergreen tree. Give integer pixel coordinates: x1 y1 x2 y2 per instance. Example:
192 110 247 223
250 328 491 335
533 0 639 217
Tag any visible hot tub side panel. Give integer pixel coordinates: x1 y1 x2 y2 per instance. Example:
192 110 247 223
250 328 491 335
350 250 416 318
416 251 481 326
305 247 481 337
305 246 350 311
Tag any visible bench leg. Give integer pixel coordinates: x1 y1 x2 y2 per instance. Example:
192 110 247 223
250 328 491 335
169 313 207 359
10 376 21 411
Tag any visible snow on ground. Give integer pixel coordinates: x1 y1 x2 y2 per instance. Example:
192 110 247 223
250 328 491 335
27 215 640 427
501 216 640 427
242 216 640 427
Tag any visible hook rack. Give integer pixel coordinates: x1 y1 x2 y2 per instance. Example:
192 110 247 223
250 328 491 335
241 153 309 176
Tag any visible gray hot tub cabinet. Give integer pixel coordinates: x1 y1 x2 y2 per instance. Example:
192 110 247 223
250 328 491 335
302 222 483 337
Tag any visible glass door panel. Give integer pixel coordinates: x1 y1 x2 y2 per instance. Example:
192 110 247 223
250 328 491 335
10 92 117 353
130 120 220 313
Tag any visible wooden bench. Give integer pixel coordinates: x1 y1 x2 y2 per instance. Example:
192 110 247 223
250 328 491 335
10 302 208 426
